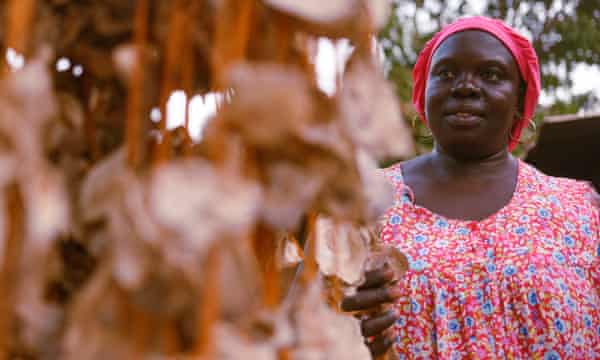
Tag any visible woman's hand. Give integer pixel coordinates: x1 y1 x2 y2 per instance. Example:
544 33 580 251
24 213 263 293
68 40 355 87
341 266 402 357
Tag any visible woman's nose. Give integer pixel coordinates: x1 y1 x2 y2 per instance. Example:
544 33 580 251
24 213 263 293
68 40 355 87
450 74 481 97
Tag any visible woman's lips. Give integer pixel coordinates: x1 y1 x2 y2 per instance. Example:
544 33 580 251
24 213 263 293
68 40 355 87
445 112 483 129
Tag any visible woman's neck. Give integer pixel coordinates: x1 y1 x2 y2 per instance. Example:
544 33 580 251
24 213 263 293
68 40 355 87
429 146 515 179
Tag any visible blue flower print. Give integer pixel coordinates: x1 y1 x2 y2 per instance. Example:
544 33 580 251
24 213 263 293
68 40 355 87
456 227 470 236
581 224 592 236
486 262 497 273
435 240 449 248
503 265 517 277
597 324 600 336
520 215 530 222
565 344 573 356
414 234 428 243
436 305 447 317
597 244 600 257
552 251 566 264
558 281 568 292
527 264 537 275
514 226 527 235
482 301 494 315
519 326 528 336
485 249 495 259
435 219 449 228
547 195 560 205
438 340 446 351
544 350 560 360
396 316 406 327
538 208 551 219
555 319 566 333
411 300 421 314
515 247 530 256
528 290 539 305
389 214 402 225
563 235 575 248
448 319 460 332
584 314 592 328
488 335 496 350
410 259 428 271
415 222 428 231
465 317 474 327
418 247 429 256
475 289 484 302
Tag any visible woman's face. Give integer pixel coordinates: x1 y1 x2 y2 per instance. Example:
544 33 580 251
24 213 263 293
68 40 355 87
425 30 522 160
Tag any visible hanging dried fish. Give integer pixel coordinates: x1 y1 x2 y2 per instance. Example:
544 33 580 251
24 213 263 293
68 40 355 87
0 0 414 358
339 61 415 163
263 0 392 38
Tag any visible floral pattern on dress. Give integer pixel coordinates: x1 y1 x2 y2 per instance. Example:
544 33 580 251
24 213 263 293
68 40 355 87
381 160 600 360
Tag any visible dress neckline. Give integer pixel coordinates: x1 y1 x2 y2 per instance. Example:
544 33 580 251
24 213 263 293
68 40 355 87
395 158 524 224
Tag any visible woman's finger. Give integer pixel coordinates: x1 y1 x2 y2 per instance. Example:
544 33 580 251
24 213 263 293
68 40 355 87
341 286 401 312
367 333 395 357
358 266 395 290
361 309 399 337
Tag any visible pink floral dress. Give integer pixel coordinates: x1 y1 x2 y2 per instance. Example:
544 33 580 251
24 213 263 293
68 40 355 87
381 160 600 359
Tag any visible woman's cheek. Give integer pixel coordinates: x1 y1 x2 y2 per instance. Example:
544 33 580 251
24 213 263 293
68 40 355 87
424 83 447 110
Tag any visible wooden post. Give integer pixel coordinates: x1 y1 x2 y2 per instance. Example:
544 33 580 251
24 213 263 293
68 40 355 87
193 243 221 357
126 0 149 169
154 0 188 165
0 185 24 359
2 0 36 74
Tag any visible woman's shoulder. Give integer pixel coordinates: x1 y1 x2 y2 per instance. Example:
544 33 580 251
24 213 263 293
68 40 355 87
520 160 598 208
380 156 429 206
381 155 429 183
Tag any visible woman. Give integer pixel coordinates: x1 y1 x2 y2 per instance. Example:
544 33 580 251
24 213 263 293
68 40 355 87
341 17 600 359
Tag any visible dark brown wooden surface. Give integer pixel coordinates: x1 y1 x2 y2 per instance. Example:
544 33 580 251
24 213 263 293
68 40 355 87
526 113 600 191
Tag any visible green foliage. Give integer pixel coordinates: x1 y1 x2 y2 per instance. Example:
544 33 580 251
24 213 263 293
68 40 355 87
378 0 600 155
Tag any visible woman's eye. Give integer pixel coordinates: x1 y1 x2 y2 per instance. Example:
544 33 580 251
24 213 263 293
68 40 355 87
438 70 454 79
482 70 500 81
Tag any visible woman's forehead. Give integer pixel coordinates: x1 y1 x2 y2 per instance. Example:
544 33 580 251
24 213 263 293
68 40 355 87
431 30 516 66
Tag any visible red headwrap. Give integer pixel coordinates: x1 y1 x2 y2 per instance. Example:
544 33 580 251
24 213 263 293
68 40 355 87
412 16 541 151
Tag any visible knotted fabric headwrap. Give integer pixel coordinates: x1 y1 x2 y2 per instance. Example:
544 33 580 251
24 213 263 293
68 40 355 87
412 16 541 151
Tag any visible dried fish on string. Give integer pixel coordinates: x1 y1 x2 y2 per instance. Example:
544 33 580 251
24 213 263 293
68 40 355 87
289 278 372 360
0 51 71 357
71 148 267 355
0 0 415 358
148 158 262 284
339 61 415 164
262 0 392 38
275 232 304 270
